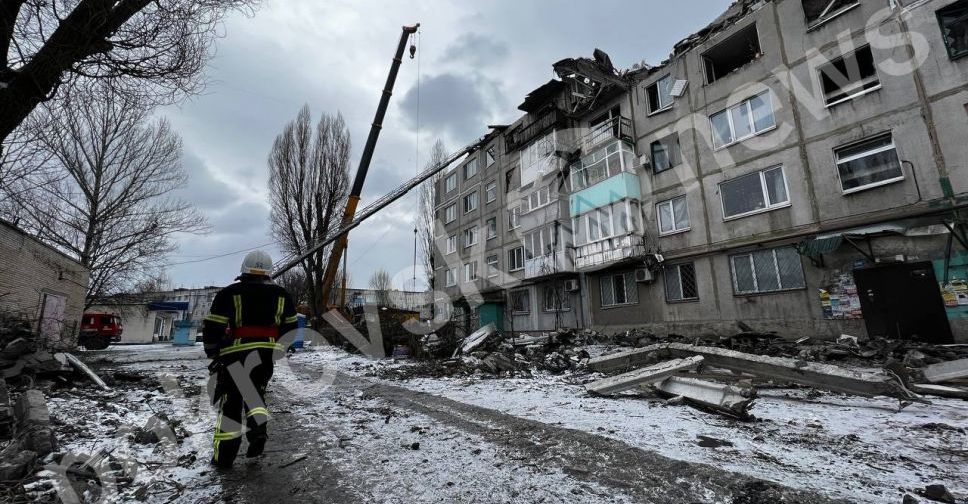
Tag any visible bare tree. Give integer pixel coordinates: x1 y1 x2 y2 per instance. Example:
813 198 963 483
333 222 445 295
417 139 448 291
268 105 350 322
2 84 207 307
0 0 257 148
368 268 393 307
276 268 309 306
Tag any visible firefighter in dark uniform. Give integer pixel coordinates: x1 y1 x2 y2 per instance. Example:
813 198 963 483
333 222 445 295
203 250 298 468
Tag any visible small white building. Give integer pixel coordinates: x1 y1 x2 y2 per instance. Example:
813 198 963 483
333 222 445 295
87 300 189 344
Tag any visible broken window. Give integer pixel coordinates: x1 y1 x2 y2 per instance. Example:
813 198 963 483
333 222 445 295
445 173 457 192
657 195 690 235
819 45 879 107
730 247 805 295
647 75 675 114
650 133 682 173
938 1 968 60
835 132 903 193
486 147 496 167
485 181 497 203
710 91 776 149
510 289 530 313
600 272 638 307
664 263 699 302
543 285 571 312
702 23 761 84
720 166 789 220
508 247 525 271
463 191 478 213
444 204 457 223
486 255 499 278
803 0 858 29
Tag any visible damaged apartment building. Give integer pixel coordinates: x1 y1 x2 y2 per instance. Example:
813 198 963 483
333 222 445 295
434 0 968 343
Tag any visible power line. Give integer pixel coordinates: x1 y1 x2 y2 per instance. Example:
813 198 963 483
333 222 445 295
164 240 280 267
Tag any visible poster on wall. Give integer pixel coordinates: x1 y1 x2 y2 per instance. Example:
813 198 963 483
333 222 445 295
820 272 863 320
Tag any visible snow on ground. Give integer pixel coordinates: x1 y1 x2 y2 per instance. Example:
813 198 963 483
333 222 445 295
290 345 968 504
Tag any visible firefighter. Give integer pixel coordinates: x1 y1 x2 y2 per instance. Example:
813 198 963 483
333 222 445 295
203 250 298 468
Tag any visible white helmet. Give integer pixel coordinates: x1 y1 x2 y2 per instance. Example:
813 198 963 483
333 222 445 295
240 250 273 276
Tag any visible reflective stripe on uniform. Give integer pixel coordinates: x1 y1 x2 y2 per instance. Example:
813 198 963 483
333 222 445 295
213 394 227 461
219 341 283 356
233 295 242 327
246 407 270 419
274 296 284 326
284 315 299 324
205 314 229 324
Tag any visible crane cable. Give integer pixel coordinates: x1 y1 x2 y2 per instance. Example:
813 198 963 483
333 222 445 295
410 28 421 298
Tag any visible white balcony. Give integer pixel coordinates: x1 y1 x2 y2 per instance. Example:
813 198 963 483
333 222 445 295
524 250 576 279
574 235 646 271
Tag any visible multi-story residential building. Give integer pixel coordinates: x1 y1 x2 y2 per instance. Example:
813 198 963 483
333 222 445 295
434 0 968 343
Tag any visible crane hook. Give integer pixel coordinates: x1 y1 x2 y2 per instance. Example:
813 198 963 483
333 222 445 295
409 42 417 60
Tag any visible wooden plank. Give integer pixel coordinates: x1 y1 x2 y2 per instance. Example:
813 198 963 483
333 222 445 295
923 358 968 384
585 356 704 396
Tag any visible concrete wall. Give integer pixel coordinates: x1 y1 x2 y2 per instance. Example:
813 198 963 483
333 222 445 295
0 220 89 349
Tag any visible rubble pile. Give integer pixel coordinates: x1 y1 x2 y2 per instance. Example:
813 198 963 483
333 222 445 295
376 327 604 380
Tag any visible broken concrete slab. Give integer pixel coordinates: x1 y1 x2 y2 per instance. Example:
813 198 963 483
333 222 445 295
0 447 37 480
589 343 921 401
653 376 755 420
60 353 111 391
586 356 704 396
922 358 968 384
453 323 497 357
13 390 56 456
909 383 968 399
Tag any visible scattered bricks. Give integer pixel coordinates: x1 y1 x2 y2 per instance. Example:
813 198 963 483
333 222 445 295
0 448 37 481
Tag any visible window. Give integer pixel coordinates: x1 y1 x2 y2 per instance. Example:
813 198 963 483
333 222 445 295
463 226 478 248
486 147 496 167
803 0 859 29
939 1 968 59
486 255 499 278
445 204 457 223
569 140 636 191
445 173 457 192
510 289 530 313
657 196 690 235
525 186 551 212
463 191 479 213
646 75 675 114
730 247 805 295
485 181 497 203
710 91 776 149
819 46 879 107
835 133 903 193
464 262 478 282
486 217 497 240
573 200 641 247
721 166 790 219
600 272 638 307
664 263 698 302
524 225 558 259
651 133 682 173
508 207 521 230
702 23 761 84
542 285 571 311
508 247 525 271
446 235 457 254
464 157 479 179
445 268 457 287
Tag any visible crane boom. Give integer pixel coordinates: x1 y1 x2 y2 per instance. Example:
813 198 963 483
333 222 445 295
271 139 483 281
316 23 418 311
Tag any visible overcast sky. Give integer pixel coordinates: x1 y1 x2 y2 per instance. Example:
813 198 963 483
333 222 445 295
163 1 733 291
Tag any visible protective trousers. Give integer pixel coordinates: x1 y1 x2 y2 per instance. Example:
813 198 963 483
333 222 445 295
210 346 275 467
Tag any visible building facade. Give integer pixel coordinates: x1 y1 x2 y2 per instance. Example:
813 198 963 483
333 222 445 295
433 0 968 342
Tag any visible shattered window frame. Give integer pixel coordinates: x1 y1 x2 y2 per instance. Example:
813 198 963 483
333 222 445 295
651 133 682 174
938 1 968 60
818 45 881 107
701 23 762 85
664 263 699 303
646 74 675 115
802 0 860 31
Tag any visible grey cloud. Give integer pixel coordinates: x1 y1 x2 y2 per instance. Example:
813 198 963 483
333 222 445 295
399 73 491 144
439 33 510 68
211 201 270 235
177 150 238 210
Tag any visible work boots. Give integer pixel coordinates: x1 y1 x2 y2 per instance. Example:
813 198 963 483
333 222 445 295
246 437 266 458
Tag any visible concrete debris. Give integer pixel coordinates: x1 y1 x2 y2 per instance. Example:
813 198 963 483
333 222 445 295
902 494 920 504
920 483 955 503
696 435 734 448
453 323 497 357
922 358 968 384
585 356 704 396
60 352 111 391
909 383 968 399
14 390 57 457
653 376 756 421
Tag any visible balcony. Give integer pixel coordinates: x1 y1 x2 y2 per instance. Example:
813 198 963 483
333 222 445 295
574 235 647 271
505 107 564 153
580 116 633 153
569 138 637 194
524 250 576 279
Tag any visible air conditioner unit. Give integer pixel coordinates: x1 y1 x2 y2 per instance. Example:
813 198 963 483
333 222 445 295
634 268 654 283
564 279 580 292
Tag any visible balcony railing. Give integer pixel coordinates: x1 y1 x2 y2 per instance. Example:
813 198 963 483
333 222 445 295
524 250 576 279
574 235 646 271
505 107 564 153
581 116 633 153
